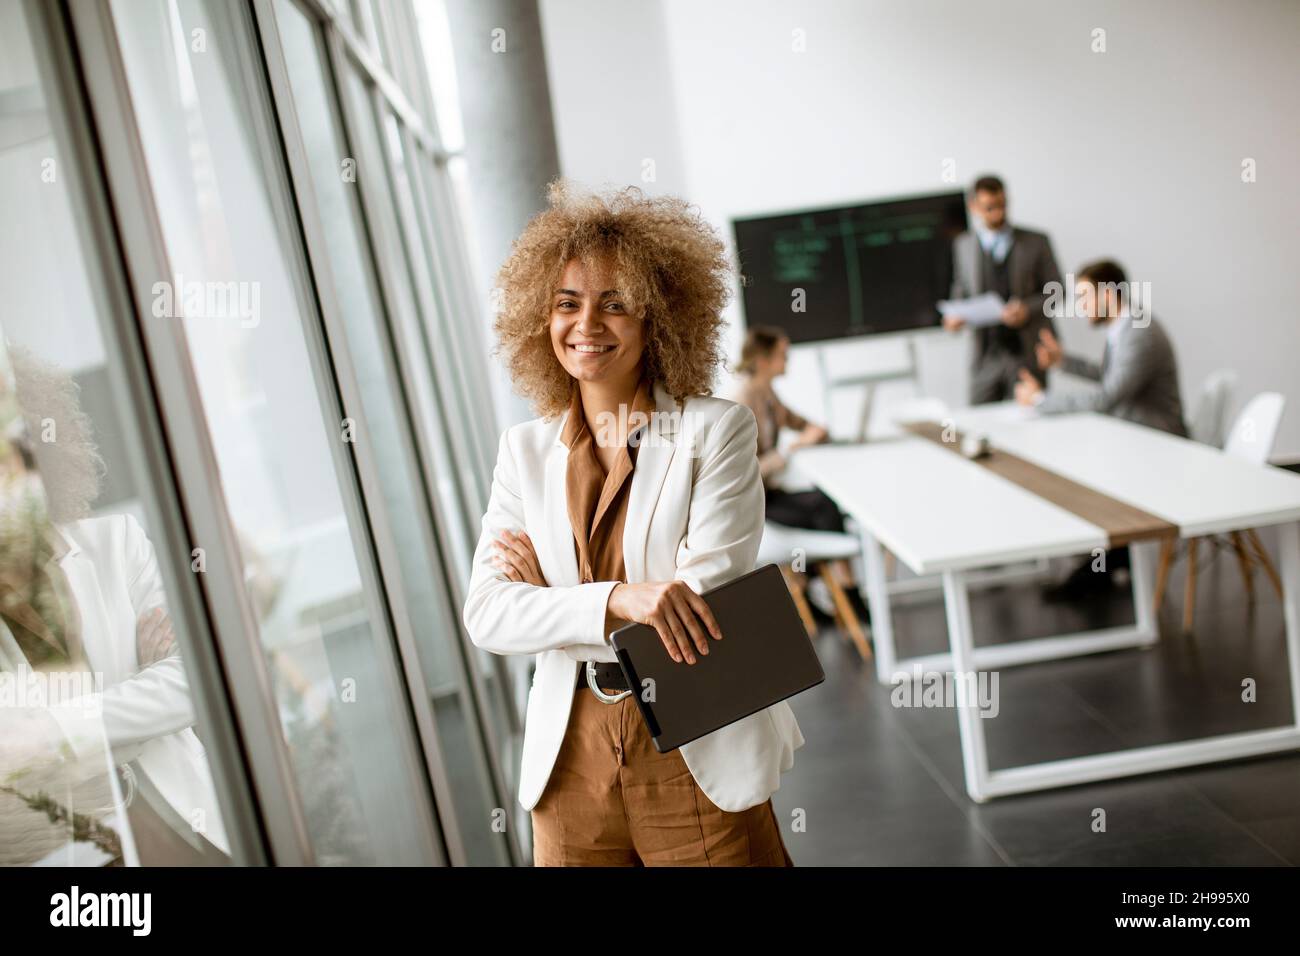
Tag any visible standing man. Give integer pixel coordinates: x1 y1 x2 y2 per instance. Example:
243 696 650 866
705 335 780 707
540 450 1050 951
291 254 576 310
942 175 1064 404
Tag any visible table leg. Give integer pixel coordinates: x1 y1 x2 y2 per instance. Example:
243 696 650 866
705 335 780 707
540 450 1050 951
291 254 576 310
1130 539 1159 645
860 527 896 684
942 569 990 802
1281 521 1300 726
937 522 1300 801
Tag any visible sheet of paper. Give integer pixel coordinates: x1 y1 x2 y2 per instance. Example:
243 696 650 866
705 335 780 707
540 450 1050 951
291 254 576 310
937 292 1005 328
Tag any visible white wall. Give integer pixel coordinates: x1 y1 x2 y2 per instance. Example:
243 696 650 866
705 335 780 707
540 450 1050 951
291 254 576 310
539 0 1300 459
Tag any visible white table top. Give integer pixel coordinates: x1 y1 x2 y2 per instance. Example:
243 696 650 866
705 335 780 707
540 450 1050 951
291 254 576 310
789 438 1107 575
950 407 1300 537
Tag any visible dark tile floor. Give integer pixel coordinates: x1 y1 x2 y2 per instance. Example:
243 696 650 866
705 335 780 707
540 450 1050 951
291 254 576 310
774 525 1299 866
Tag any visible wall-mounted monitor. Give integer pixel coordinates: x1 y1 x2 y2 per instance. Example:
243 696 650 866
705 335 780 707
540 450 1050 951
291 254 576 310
732 190 968 344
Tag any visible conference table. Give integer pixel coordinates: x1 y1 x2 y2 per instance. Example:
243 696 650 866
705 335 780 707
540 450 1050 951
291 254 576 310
788 406 1300 801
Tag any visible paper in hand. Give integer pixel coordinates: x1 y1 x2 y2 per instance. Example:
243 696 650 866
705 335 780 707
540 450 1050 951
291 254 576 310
937 292 1006 328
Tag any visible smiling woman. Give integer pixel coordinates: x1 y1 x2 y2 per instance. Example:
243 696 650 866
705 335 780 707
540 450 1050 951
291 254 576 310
492 179 731 419
464 179 804 867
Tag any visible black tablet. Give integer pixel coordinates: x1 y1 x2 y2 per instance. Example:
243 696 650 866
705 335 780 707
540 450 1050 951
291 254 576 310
609 564 826 752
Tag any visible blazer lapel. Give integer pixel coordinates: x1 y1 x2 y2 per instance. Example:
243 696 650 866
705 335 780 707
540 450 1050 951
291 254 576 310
1007 228 1029 294
623 382 680 584
960 232 979 294
543 425 580 587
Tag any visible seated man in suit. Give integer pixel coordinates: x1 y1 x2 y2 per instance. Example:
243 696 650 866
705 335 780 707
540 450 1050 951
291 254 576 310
942 175 1063 403
1013 258 1187 437
1015 258 1187 599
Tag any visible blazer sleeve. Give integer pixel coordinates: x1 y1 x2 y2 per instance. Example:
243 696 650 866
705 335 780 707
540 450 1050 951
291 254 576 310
462 427 619 656
1022 234 1062 344
45 515 196 766
773 391 809 432
673 403 766 596
1039 331 1154 417
949 234 972 301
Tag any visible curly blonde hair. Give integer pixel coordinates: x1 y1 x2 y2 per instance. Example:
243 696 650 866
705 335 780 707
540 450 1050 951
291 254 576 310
8 345 105 523
493 179 732 419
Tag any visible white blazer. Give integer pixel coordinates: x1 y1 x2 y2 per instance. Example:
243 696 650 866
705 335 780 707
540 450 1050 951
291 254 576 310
463 382 804 813
42 514 230 856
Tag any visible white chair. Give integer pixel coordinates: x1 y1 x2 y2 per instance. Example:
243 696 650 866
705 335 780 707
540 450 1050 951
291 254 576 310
758 522 872 661
1224 391 1286 463
1155 391 1287 631
1188 368 1237 447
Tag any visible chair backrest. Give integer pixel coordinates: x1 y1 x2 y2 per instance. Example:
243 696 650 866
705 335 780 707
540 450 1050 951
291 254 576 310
1188 368 1237 447
1223 391 1286 465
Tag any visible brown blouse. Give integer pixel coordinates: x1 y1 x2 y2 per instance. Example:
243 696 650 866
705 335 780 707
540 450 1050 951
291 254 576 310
732 376 809 488
560 376 657 586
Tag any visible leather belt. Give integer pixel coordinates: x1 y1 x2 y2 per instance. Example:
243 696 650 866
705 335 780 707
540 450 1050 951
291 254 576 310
576 661 629 693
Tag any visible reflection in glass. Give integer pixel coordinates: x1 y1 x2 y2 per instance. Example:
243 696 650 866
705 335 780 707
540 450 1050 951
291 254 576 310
274 0 507 864
109 0 436 864
1 0 228 866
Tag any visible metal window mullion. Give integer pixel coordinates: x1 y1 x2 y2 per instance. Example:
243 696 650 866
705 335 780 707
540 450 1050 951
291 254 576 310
367 97 485 553
390 129 528 822
26 0 271 867
327 27 525 781
294 0 442 155
253 0 480 866
220 0 449 864
61 0 313 865
411 149 500 482
396 125 489 505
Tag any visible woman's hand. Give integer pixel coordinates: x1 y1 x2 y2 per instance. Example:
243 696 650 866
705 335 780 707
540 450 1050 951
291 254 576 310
491 529 548 586
605 581 721 665
136 607 177 666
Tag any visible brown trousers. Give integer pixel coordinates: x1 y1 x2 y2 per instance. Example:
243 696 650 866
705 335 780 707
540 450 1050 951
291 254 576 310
531 685 794 867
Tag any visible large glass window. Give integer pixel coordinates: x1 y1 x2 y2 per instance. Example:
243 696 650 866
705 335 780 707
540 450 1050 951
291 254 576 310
107 0 438 865
0 0 229 866
272 0 509 865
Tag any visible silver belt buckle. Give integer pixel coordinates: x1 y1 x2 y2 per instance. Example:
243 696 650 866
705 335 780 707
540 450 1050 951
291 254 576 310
586 660 632 704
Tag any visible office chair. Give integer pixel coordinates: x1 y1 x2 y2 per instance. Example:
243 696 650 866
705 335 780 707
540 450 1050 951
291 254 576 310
758 521 872 661
1154 391 1287 632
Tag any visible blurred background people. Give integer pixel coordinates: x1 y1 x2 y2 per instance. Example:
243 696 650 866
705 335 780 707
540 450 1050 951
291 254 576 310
1014 261 1187 600
942 175 1064 404
1016 259 1188 437
731 326 866 620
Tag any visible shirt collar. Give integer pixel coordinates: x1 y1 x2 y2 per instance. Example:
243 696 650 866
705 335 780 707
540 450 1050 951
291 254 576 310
1106 306 1132 349
45 522 80 564
973 222 1013 263
560 376 656 451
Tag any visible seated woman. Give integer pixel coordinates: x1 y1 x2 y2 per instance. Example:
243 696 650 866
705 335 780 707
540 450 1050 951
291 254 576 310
462 181 803 866
731 327 866 621
732 326 844 532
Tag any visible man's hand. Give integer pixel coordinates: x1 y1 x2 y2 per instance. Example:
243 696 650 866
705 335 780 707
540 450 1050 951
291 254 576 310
942 314 966 332
491 529 548 586
1014 367 1043 406
1001 299 1030 328
136 607 177 666
605 580 721 665
1034 328 1064 371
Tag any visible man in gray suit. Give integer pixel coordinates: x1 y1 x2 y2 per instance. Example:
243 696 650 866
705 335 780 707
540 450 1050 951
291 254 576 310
1016 259 1188 600
942 175 1064 404
1014 258 1187 438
